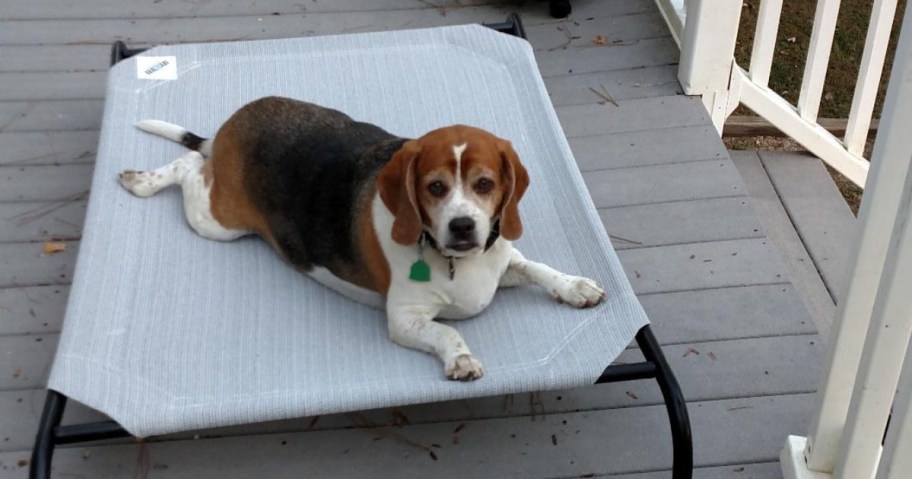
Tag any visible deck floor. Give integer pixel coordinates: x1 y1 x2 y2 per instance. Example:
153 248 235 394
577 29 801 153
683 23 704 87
0 1 856 477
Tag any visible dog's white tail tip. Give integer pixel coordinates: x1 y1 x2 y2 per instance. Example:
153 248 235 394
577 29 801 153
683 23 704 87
136 119 185 140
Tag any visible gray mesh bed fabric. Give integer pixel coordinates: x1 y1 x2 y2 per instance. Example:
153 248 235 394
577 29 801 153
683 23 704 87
48 25 649 437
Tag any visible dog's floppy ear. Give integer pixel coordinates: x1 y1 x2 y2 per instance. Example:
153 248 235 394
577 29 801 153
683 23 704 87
378 140 423 245
498 139 529 241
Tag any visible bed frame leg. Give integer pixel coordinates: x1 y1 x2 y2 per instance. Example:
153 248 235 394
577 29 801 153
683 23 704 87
30 391 66 479
637 326 694 479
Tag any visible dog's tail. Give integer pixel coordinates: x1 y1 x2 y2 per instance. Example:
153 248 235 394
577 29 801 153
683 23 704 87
136 120 213 157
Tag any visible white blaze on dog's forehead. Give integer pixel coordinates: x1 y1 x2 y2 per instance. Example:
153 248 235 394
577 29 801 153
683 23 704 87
452 143 467 183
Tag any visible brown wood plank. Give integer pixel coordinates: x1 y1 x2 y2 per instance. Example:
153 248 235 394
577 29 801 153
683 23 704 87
724 115 879 138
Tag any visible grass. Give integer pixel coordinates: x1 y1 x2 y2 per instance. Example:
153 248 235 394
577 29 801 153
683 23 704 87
734 0 907 119
728 0 907 212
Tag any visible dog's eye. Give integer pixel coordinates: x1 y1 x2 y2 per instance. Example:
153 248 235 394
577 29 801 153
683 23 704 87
427 181 448 197
474 178 495 194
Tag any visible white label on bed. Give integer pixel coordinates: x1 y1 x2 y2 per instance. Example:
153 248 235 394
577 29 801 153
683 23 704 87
136 56 177 80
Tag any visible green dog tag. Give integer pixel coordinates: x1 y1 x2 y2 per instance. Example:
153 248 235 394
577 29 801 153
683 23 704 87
409 260 431 282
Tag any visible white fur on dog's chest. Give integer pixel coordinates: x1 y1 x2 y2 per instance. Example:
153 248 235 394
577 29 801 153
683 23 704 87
427 243 510 319
372 194 511 319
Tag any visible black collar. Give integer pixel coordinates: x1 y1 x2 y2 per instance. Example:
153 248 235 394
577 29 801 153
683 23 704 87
420 219 501 258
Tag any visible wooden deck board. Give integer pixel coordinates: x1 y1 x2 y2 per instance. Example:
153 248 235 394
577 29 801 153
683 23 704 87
619 238 789 294
0 9 664 53
571 124 725 171
0 100 104 132
603 197 764 250
545 65 682 106
0 131 98 167
0 286 70 336
0 0 837 476
0 333 822 453
730 151 837 335
0 394 814 477
759 151 857 301
0 241 79 288
0 200 87 243
584 159 745 208
1 0 655 22
557 96 711 137
0 165 92 203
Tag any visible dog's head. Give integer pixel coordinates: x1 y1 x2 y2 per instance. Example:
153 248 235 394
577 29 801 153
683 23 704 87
377 125 529 257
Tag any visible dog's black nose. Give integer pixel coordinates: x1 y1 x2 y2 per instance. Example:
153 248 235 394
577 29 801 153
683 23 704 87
448 217 476 235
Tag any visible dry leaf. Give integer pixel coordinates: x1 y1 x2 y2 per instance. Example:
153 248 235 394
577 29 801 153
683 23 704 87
626 391 639 400
593 35 606 45
683 347 699 357
43 241 66 255
12 367 21 378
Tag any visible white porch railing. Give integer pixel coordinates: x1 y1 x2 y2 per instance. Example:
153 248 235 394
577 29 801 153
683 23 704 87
658 0 903 188
655 1 912 478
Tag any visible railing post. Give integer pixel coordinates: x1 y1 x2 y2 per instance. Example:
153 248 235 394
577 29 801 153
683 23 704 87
799 4 912 474
677 0 742 132
834 161 912 477
875 341 912 479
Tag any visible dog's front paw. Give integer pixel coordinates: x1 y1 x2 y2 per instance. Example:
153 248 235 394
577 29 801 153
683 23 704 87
445 353 484 381
551 276 606 308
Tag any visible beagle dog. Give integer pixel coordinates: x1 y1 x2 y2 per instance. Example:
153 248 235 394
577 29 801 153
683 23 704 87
119 96 605 381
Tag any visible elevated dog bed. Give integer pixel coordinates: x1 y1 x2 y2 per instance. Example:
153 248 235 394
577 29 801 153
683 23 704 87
33 17 692 478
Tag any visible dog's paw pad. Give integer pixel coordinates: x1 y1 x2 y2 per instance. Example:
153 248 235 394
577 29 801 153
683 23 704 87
555 276 606 308
445 354 484 381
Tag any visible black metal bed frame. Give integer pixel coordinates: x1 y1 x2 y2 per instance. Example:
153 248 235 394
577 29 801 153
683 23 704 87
30 14 692 478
